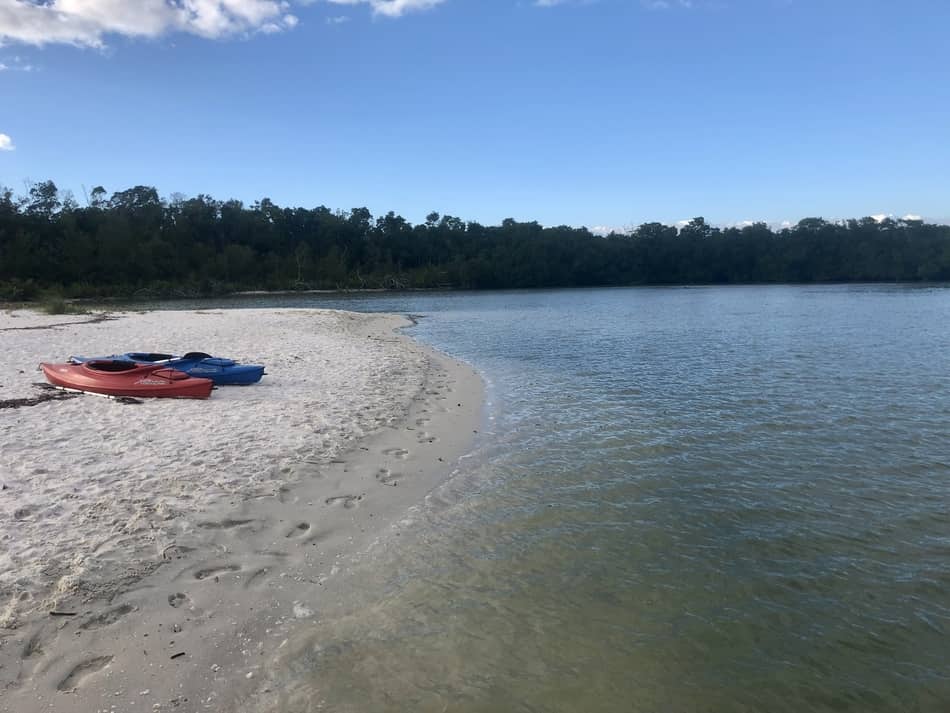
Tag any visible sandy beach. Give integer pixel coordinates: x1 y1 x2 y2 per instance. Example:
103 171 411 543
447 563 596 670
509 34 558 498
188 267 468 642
0 307 482 712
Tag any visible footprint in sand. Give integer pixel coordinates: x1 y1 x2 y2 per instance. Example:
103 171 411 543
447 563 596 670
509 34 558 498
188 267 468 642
79 603 135 631
382 447 409 460
417 432 439 444
22 628 47 659
375 468 400 486
302 529 332 546
162 544 195 561
244 568 269 589
193 564 241 581
168 592 189 608
57 655 113 692
325 494 362 509
415 417 431 427
285 522 311 538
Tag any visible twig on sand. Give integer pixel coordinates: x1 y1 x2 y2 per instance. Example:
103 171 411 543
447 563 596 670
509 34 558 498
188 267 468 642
0 313 119 332
2 383 144 408
113 396 144 405
170 652 186 660
49 611 77 617
0 385 82 410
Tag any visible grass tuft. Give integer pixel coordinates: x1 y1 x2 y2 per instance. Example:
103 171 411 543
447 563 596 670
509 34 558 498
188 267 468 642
40 295 89 315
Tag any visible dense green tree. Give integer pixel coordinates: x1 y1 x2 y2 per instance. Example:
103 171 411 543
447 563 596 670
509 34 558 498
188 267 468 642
1 179 949 299
26 180 61 217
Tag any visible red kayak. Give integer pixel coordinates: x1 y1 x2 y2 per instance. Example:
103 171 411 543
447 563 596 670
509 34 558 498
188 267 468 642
40 360 214 399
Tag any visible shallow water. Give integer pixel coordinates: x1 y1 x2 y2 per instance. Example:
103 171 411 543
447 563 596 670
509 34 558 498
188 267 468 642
153 285 950 712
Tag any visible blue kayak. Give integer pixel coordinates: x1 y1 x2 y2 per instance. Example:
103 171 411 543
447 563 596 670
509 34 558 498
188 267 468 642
68 352 265 385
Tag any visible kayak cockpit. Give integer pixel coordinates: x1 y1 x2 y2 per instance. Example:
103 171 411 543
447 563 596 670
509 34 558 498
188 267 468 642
84 360 140 372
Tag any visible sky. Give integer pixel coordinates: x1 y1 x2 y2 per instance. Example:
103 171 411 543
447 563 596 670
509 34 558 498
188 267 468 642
1 0 948 232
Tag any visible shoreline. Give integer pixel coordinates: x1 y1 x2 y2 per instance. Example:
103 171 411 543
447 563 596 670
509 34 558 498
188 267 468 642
0 307 483 712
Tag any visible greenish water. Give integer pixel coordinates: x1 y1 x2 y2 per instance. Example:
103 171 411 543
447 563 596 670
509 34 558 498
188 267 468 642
154 286 950 712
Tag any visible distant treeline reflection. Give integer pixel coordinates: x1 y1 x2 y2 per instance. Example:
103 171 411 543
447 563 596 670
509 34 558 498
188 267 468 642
3 181 949 299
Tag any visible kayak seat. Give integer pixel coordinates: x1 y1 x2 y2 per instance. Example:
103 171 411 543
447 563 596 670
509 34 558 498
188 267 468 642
87 360 139 372
128 352 176 362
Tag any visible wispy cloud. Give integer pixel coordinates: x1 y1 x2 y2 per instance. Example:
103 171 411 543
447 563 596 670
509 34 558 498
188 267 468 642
534 0 602 7
323 0 446 18
326 15 350 24
641 0 695 9
0 134 14 151
0 1 300 48
1 55 36 71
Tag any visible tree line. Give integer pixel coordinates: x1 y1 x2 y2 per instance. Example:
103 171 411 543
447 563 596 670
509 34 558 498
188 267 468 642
2 180 948 300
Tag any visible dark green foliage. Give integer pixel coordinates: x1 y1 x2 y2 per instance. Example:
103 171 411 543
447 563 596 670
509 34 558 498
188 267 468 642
1 180 948 297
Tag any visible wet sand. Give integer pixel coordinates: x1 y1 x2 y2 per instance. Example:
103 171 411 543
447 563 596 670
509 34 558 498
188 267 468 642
0 307 482 712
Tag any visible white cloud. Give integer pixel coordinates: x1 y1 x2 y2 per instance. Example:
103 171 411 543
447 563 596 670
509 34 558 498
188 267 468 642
869 214 931 224
324 0 445 18
326 15 350 23
666 216 944 231
589 224 626 235
724 219 792 230
0 1 300 48
0 134 14 151
0 55 34 70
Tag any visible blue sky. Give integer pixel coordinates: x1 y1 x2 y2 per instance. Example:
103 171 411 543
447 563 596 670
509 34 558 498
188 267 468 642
1 0 948 231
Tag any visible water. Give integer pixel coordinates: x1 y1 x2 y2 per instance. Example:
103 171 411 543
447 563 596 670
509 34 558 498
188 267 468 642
151 286 950 711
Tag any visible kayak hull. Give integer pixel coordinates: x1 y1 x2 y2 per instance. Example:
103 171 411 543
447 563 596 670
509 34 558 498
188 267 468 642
41 361 214 399
170 359 265 385
69 352 265 386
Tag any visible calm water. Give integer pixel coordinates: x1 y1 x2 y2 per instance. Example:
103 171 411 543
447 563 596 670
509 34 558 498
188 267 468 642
159 286 950 711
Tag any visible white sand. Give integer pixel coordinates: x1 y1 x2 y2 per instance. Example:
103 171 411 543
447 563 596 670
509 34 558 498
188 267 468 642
0 308 431 625
0 306 482 712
